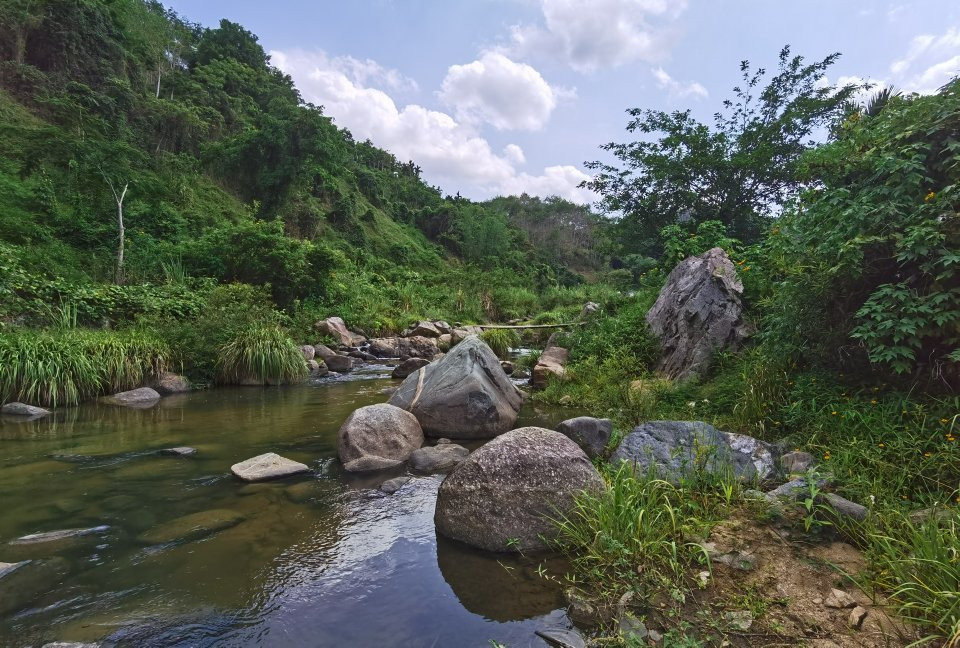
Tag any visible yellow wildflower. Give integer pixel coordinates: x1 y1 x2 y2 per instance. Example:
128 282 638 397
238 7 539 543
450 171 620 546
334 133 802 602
924 190 936 202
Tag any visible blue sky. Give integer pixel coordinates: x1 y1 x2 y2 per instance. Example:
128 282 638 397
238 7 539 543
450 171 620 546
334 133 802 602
167 0 960 203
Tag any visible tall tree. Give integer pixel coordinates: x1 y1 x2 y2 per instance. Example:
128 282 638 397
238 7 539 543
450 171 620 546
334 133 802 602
585 46 859 253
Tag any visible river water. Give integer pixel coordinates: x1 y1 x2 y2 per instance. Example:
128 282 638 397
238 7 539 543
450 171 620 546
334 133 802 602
0 365 582 647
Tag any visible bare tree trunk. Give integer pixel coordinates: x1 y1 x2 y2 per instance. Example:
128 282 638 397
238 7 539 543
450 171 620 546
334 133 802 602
105 181 129 284
155 62 161 98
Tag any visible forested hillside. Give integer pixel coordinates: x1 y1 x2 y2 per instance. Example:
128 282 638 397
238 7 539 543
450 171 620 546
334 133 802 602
0 0 607 337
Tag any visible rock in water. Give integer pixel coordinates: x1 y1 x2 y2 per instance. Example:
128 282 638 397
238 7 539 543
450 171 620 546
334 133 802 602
10 526 110 545
152 372 191 395
557 417 612 458
338 403 424 472
392 357 430 379
314 316 366 346
324 355 354 372
388 336 523 439
610 421 776 482
230 452 310 481
646 247 751 381
137 509 244 545
409 443 469 473
1 402 51 417
434 427 605 552
99 387 161 407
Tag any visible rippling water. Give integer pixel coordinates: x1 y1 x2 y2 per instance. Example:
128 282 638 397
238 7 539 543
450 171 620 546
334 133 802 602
0 372 582 647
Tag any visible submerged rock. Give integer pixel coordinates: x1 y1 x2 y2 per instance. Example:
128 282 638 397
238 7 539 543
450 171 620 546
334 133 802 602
0 557 69 616
138 509 244 545
388 336 522 439
647 247 751 381
338 403 423 472
230 452 310 482
9 525 110 545
435 427 605 552
379 476 412 494
1 402 51 417
557 417 612 458
535 627 587 648
610 421 777 482
160 446 197 457
99 387 161 407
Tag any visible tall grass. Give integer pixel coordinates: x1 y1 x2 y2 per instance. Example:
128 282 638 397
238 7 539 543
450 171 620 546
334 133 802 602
552 464 733 601
866 515 960 646
217 325 307 385
0 328 168 407
480 328 520 359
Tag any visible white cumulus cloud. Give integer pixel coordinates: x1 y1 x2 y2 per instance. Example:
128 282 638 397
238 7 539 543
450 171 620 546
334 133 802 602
440 52 560 131
507 0 688 73
270 49 593 203
890 27 960 93
651 67 707 99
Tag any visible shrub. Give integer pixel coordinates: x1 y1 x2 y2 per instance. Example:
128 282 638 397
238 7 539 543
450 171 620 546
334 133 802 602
480 328 520 359
216 324 307 385
0 328 167 407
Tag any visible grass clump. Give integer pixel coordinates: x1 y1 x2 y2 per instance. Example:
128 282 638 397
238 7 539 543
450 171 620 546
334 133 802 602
216 325 307 385
480 328 521 359
0 328 168 407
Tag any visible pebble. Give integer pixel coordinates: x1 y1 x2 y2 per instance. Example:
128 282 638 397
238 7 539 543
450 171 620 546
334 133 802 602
824 588 856 609
848 606 868 629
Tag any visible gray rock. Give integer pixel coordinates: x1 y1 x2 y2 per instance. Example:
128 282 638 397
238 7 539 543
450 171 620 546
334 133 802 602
780 450 815 475
557 417 612 458
349 350 377 361
300 344 316 360
766 477 826 501
437 334 453 351
42 643 100 648
580 302 600 318
379 476 412 494
434 427 605 552
338 403 423 472
313 343 338 361
610 421 777 482
500 360 515 375
311 360 328 377
138 509 244 545
396 335 440 359
160 446 197 457
405 321 442 338
618 613 648 638
535 627 586 648
388 336 523 439
0 561 28 579
99 387 161 407
434 321 453 335
152 372 191 395
230 452 310 482
646 247 752 380
325 355 354 372
819 493 868 521
409 443 469 473
392 357 431 379
343 456 403 472
1 402 51 417
724 610 753 631
367 338 399 358
10 525 110 545
314 316 366 346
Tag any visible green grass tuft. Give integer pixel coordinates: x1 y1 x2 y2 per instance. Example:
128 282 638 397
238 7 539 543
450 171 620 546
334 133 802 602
480 328 521 359
216 325 307 385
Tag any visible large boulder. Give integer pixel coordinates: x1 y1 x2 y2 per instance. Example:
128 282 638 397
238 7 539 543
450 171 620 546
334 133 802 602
532 338 569 389
313 343 338 361
404 321 442 338
325 355 354 373
314 316 366 347
338 403 424 472
435 427 605 552
610 421 777 483
392 357 431 379
388 336 522 439
557 417 612 458
99 387 161 407
368 338 399 358
646 247 751 381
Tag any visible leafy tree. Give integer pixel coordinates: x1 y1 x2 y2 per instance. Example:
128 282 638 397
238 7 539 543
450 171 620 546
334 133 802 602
763 79 960 383
586 46 858 252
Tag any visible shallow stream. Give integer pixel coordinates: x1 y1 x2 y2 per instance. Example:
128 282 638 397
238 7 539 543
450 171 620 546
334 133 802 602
0 366 581 647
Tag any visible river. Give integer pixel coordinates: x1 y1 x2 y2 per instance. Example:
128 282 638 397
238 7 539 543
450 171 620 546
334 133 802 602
0 364 582 647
